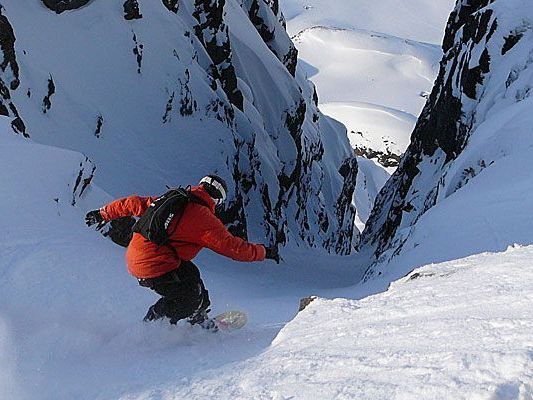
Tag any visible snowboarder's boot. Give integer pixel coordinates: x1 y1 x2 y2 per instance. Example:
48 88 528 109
187 310 219 332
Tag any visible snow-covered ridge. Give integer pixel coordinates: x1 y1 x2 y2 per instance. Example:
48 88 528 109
0 0 357 254
282 0 457 45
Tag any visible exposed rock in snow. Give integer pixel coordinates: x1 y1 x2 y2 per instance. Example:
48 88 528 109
360 0 533 270
0 6 26 137
123 0 143 21
41 0 92 14
243 0 298 76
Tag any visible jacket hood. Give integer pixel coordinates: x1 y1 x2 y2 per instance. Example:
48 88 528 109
190 185 216 212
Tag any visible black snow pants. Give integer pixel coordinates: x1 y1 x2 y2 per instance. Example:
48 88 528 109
138 261 210 324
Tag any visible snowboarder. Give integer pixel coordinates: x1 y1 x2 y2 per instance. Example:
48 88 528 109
85 175 279 328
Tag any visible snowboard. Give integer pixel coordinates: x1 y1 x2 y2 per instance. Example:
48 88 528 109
209 310 247 332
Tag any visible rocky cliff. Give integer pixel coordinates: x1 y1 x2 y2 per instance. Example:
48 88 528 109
0 0 357 254
359 0 533 270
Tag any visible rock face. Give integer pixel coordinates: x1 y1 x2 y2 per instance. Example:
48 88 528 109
243 0 298 76
192 0 243 110
41 0 92 14
123 0 143 20
0 1 358 255
0 6 26 136
359 0 533 271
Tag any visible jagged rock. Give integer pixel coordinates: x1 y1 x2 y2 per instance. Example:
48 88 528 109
94 115 103 137
0 7 27 137
162 0 179 13
123 0 142 20
354 145 401 168
193 0 243 110
242 0 298 76
42 75 55 113
132 33 143 73
71 158 96 206
299 296 317 312
326 156 358 255
41 0 92 14
179 69 196 116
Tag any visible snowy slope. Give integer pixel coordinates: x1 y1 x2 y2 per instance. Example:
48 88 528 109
0 116 362 399
135 246 533 399
2 1 533 399
282 0 459 44
281 0 455 169
2 99 532 399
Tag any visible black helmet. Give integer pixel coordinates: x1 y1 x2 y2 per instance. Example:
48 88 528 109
199 175 228 206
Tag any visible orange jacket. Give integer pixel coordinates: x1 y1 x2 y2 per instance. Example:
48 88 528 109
100 186 266 278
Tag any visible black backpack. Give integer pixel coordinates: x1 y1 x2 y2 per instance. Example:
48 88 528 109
132 186 200 246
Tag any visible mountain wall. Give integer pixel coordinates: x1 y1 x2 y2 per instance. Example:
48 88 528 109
0 0 357 254
359 0 533 272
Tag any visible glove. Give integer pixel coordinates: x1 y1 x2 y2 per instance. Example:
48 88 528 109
264 245 280 264
85 210 106 230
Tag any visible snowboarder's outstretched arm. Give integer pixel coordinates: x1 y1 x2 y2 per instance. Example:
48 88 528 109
186 206 266 262
99 195 155 221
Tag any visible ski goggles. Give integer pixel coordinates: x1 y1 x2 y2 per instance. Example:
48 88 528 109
199 176 227 206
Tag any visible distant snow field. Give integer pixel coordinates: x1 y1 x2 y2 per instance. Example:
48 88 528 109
284 0 455 175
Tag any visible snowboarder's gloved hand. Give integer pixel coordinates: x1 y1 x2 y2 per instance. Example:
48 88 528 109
85 210 106 230
265 245 280 264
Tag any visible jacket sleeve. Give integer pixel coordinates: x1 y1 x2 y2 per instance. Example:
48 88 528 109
99 195 155 221
195 210 266 262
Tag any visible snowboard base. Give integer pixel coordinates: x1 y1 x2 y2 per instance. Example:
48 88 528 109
211 310 247 332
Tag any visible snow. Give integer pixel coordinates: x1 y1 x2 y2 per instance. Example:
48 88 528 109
320 102 415 167
282 0 454 175
119 246 533 400
281 0 457 44
2 85 533 398
2 1 533 399
353 157 390 231
0 116 361 400
293 27 440 116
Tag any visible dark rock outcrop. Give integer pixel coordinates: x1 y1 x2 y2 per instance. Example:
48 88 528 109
94 115 103 137
299 296 317 312
123 0 142 20
132 33 143 73
162 0 179 13
71 158 96 206
42 75 55 113
0 6 27 136
41 0 92 14
354 145 401 168
193 0 243 110
242 0 298 76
